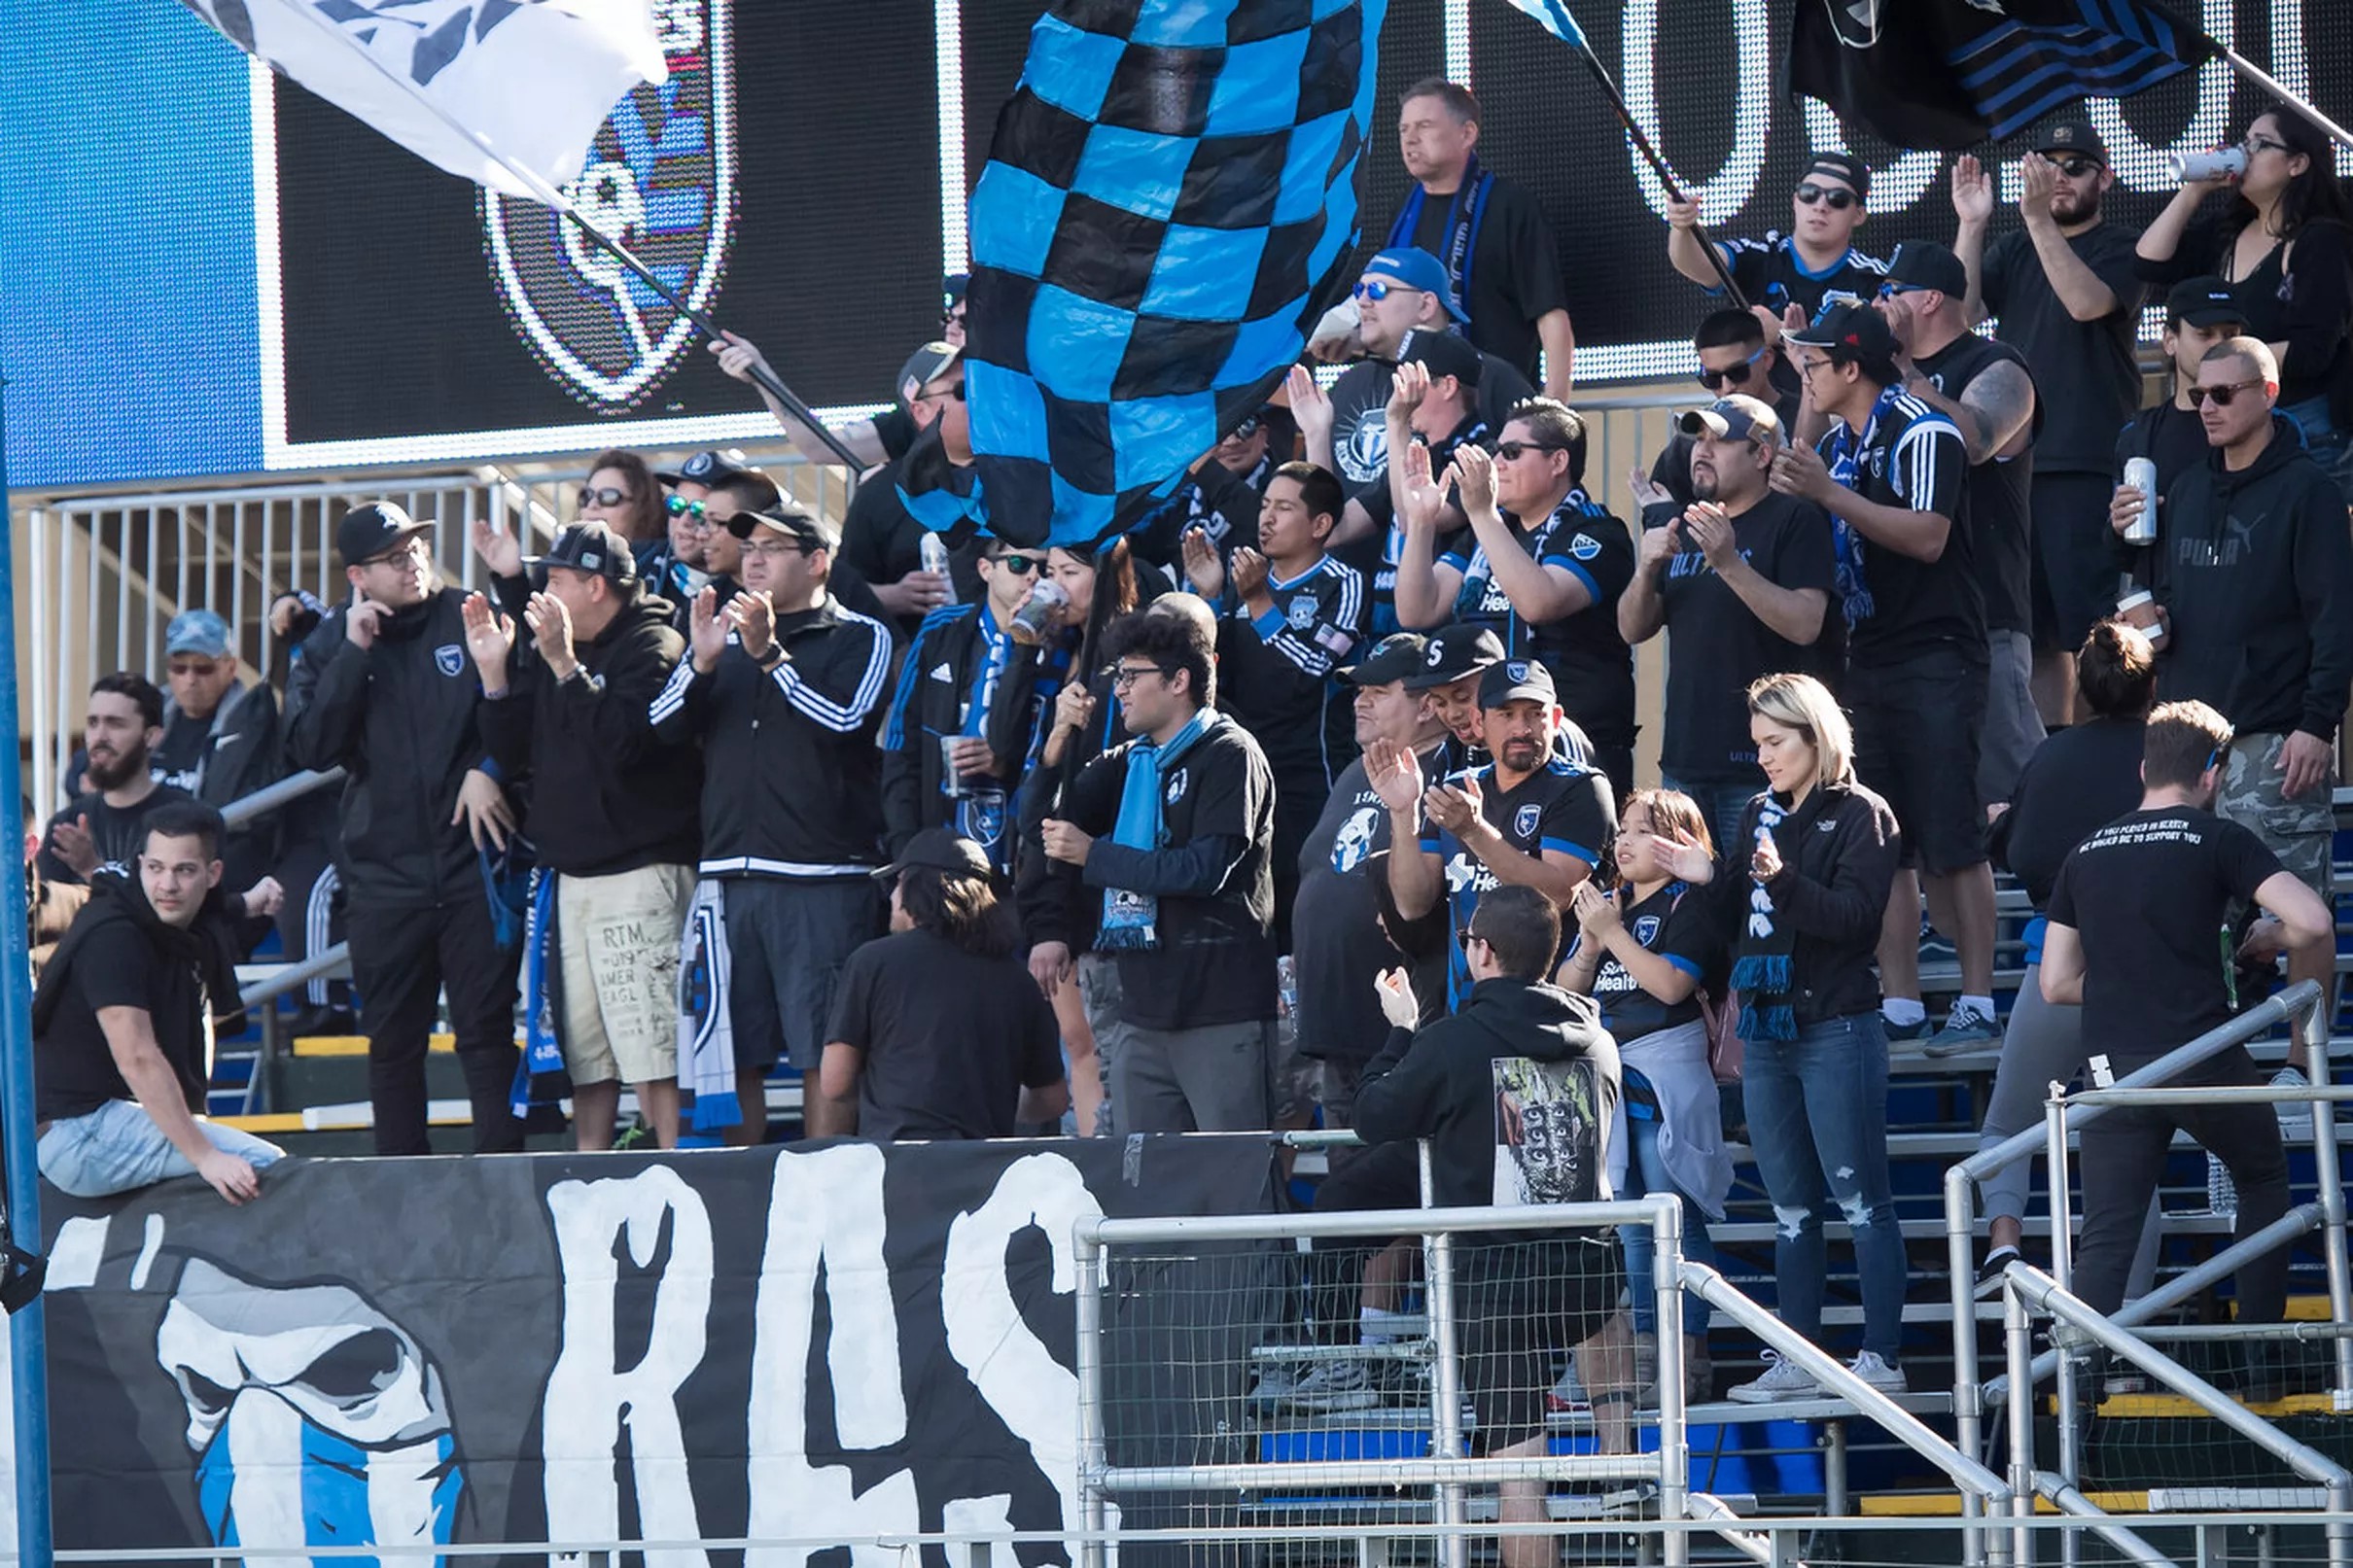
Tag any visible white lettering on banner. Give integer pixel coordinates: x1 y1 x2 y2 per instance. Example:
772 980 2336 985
1622 0 1771 223
544 1168 716 1568
942 1152 1105 1549
745 1145 919 1568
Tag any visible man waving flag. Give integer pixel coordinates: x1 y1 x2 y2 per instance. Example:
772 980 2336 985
935 0 1388 549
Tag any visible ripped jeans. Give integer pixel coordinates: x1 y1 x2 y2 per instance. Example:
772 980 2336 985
1739 1013 1910 1364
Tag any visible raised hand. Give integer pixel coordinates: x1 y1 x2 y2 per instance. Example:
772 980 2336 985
1664 195 1701 231
1229 545 1271 602
460 594 515 690
1769 442 1833 505
1571 880 1621 939
707 330 771 386
1683 501 1738 569
1180 526 1226 600
1286 363 1334 447
1451 442 1496 517
524 589 577 678
2019 153 2059 224
1397 440 1447 535
346 594 390 650
725 587 778 661
468 515 524 578
1365 737 1425 815
1387 359 1432 421
1950 154 1994 225
688 585 731 672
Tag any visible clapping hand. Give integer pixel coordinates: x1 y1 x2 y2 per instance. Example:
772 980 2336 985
1571 881 1621 940
1365 738 1425 816
1450 443 1496 518
1180 526 1227 599
460 592 514 677
1423 775 1483 834
687 585 731 672
468 515 523 578
1950 154 1994 225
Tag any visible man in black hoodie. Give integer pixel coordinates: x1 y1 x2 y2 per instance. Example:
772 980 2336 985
468 523 703 1150
2114 336 2353 906
1353 885 1631 1567
34 803 282 1203
285 503 524 1157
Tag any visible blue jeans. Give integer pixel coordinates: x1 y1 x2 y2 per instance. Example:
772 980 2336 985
1662 773 1761 859
1617 1108 1717 1334
38 1098 285 1199
1739 1013 1909 1363
2281 394 2353 505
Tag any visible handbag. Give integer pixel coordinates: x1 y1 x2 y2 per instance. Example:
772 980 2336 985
1698 985 1743 1083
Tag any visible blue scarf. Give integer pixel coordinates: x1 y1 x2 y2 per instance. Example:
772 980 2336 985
1730 795 1798 1041
958 606 1015 755
508 868 570 1118
1097 711 1214 951
1823 385 1904 630
1387 154 1493 311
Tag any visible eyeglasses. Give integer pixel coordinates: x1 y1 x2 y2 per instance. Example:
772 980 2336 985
363 538 432 568
1353 280 1421 302
1108 664 1169 690
2191 377 2266 407
2049 156 2101 179
1696 345 1768 390
918 381 965 402
987 552 1041 575
1493 440 1566 461
578 485 632 508
743 539 818 559
1875 281 1933 300
665 495 709 522
1457 927 1487 950
1794 183 1859 210
2244 134 2292 157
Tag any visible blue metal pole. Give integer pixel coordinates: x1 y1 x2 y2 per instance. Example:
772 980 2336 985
0 369 55 1565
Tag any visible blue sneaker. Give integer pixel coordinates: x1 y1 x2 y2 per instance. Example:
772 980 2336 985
1882 1014 1932 1044
1923 1002 2001 1056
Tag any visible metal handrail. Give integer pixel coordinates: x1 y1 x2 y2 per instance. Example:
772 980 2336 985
236 943 349 1010
218 767 343 828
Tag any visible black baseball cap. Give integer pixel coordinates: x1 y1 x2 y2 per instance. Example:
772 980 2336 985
1679 395 1784 447
1402 625 1507 691
337 502 432 569
897 341 964 408
528 522 638 587
726 507 839 550
2034 117 2108 164
1337 633 1429 686
1887 240 1969 299
1802 152 1871 201
2167 275 2245 329
1788 300 1902 366
873 827 992 883
656 448 755 488
1397 328 1483 389
1478 657 1556 711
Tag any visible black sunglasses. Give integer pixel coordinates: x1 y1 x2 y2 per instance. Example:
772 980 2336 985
1228 415 1263 440
1795 183 1859 210
988 552 1041 574
1493 439 1566 461
2192 377 2265 407
579 485 632 507
1697 345 1768 390
921 381 966 401
2048 155 2101 179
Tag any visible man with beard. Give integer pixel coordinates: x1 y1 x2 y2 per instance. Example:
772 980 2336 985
40 674 196 887
286 503 525 1156
1954 118 2147 725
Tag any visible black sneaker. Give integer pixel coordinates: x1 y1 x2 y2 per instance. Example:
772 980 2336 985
1976 1244 2021 1295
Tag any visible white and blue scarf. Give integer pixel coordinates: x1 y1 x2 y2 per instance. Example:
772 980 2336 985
1729 796 1798 1041
1823 384 1906 630
1097 712 1215 951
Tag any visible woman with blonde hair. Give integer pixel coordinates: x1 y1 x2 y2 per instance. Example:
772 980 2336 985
1664 672 1907 1401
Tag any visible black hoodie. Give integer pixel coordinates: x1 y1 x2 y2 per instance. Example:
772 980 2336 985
34 870 243 1123
1353 976 1621 1230
2152 413 2353 742
476 581 702 877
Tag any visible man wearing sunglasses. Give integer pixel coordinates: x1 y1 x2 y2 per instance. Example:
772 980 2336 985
1952 118 2148 729
2110 278 2250 571
1643 311 1800 510
1667 153 1887 331
878 540 1051 875
837 341 973 635
644 449 743 610
2111 336 2353 909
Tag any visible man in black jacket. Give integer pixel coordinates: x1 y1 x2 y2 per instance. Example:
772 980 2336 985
648 505 896 1144
2117 337 2353 905
153 610 284 910
285 503 524 1156
1353 885 1631 1565
1039 610 1281 1133
468 523 702 1149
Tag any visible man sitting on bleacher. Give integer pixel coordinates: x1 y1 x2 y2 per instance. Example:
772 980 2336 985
33 803 283 1203
2040 700 2333 1377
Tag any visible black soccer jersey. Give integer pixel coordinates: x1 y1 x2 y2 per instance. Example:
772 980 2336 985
1819 386 1974 659
1418 757 1615 1005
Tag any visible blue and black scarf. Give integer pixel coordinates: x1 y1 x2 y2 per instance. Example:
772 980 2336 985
1822 384 1906 630
1387 153 1493 311
1730 796 1798 1041
1096 711 1215 951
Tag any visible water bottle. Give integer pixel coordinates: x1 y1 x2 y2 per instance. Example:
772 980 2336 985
2206 1067 2312 1217
919 531 951 579
2169 146 2248 184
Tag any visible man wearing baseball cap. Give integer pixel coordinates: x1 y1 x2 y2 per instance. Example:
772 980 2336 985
1620 395 1836 850
838 340 971 636
1953 119 2146 727
1668 151 1888 329
150 610 284 907
464 522 702 1151
1771 303 1989 1049
649 505 896 1144
284 502 526 1156
809 828 1068 1142
2112 278 2251 553
1372 657 1613 1008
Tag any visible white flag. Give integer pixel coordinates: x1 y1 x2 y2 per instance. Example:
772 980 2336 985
182 0 666 197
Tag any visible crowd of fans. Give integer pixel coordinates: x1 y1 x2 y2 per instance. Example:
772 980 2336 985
26 82 2353 1438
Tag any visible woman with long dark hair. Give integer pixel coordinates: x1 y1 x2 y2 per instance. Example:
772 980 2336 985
2138 106 2353 494
579 448 668 543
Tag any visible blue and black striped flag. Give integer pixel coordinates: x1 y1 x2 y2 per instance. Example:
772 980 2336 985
915 0 1387 550
1791 0 2217 151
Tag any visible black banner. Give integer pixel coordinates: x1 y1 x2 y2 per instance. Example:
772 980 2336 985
9 1135 1280 1564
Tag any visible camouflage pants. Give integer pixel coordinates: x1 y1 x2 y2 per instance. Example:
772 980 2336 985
2218 732 2335 899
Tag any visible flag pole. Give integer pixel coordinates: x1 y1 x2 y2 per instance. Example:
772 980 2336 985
255 0 868 472
2213 48 2353 156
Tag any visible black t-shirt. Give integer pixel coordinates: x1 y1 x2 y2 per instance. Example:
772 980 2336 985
34 904 209 1123
1440 496 1638 748
1418 757 1615 1005
2137 215 2353 412
1325 353 1535 503
825 928 1063 1142
1653 493 1839 779
1996 716 2147 908
1981 222 2144 474
1212 555 1367 793
1822 388 1975 658
1716 235 1889 324
842 456 938 635
1396 172 1568 381
1914 332 2041 635
150 714 212 796
2117 401 2213 497
1291 751 1452 1062
36 784 197 888
2046 806 2283 1060
1568 881 1720 1043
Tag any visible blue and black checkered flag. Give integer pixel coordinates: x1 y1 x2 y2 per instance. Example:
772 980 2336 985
930 0 1388 549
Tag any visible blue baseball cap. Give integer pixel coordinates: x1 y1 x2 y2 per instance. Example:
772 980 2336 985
165 610 232 659
1362 248 1468 322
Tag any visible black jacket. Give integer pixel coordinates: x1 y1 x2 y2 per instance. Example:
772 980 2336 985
1354 975 1622 1222
1705 782 1900 1028
879 602 1046 855
1015 663 1127 954
2151 415 2353 742
476 584 702 877
283 588 505 908
156 681 285 894
647 595 895 877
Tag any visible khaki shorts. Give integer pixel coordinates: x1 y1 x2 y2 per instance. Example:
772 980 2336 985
557 863 695 1087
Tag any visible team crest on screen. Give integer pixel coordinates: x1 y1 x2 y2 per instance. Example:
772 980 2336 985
480 0 735 407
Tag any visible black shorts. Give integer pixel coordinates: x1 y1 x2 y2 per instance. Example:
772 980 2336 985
723 876 884 1071
1456 1235 1623 1452
1848 645 1988 876
2030 470 2126 653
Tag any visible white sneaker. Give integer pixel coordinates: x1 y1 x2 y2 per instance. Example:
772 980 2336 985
1283 1359 1379 1411
1847 1350 1908 1396
1727 1351 1819 1404
1248 1361 1303 1407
